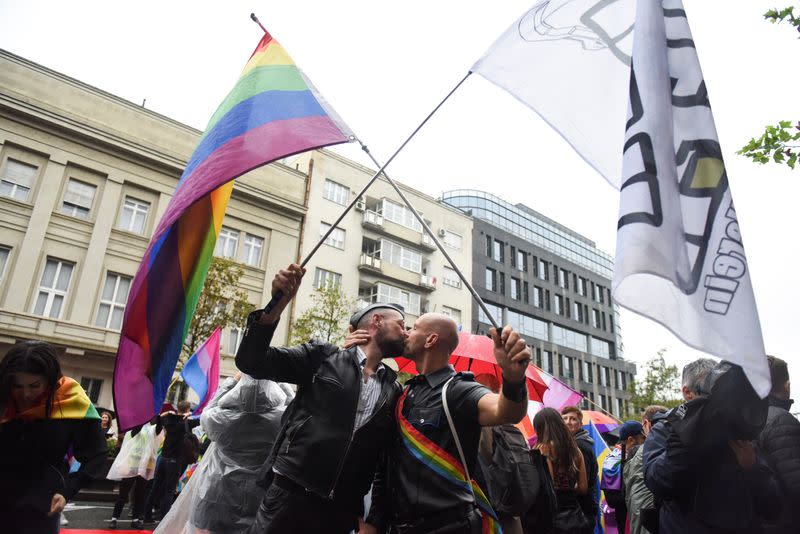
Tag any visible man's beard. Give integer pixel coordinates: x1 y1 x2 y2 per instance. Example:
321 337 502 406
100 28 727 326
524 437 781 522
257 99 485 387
375 331 405 358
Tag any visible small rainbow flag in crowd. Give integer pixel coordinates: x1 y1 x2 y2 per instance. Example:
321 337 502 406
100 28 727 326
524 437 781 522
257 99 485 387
114 28 353 431
180 327 221 415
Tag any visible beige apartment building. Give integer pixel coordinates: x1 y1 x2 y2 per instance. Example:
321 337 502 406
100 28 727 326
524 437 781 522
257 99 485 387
0 50 307 410
290 150 474 332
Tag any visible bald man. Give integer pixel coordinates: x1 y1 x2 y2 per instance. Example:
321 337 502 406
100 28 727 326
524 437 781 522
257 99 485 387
360 313 531 534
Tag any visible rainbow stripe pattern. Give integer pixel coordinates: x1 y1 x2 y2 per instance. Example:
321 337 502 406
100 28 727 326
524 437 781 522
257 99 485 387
1 377 100 423
114 29 352 431
396 390 501 534
180 327 221 415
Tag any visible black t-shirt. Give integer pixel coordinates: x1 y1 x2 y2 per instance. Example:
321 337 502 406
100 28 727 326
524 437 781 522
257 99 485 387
157 413 200 459
389 365 490 522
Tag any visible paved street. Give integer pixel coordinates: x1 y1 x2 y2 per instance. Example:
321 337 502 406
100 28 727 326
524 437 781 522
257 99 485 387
59 501 156 533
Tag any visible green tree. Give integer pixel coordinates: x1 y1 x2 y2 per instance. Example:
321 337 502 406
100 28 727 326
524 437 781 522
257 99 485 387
182 257 254 364
289 282 355 346
625 350 683 419
738 7 800 170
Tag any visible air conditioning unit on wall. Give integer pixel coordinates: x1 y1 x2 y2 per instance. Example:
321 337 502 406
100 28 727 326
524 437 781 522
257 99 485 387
437 228 446 237
355 199 366 211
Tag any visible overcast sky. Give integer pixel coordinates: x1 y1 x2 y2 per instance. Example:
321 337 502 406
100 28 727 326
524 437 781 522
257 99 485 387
1 0 797 393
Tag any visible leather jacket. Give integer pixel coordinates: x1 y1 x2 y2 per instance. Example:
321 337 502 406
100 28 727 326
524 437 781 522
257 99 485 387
235 314 401 511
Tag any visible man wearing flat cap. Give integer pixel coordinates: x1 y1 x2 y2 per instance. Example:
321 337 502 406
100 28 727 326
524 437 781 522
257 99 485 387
236 263 406 534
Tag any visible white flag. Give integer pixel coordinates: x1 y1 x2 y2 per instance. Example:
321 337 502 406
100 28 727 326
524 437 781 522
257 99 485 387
473 0 769 396
614 0 768 396
472 0 637 187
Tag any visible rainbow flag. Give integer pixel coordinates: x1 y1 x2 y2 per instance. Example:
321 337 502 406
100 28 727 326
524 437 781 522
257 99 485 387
1 377 100 423
114 29 353 431
180 327 221 415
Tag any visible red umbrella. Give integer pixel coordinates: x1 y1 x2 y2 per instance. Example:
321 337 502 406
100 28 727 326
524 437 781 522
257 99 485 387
395 331 548 403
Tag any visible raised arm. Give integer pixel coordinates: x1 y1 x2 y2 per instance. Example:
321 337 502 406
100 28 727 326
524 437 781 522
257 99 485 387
477 325 531 427
236 264 326 384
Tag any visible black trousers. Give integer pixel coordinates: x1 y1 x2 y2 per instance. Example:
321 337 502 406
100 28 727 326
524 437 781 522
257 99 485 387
389 508 483 534
112 476 148 519
249 477 358 534
144 457 182 520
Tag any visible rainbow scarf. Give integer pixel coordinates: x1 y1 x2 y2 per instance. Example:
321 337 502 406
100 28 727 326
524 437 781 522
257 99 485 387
396 389 501 534
113 29 352 431
1 376 100 423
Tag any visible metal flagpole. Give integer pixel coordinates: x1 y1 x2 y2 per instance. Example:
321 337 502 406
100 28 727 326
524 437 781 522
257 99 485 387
355 140 502 332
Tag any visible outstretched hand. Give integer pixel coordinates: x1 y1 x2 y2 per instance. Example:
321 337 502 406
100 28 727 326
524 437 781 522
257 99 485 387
490 325 530 383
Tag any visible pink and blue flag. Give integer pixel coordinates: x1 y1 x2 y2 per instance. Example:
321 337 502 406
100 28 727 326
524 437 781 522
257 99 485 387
180 327 221 415
113 28 353 431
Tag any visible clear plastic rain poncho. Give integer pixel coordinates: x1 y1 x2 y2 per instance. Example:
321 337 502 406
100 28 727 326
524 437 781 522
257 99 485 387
106 422 164 481
155 375 292 534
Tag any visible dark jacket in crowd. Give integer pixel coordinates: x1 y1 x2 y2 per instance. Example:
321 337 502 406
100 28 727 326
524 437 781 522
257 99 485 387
574 427 600 523
155 413 200 460
643 410 781 533
0 417 107 516
756 396 800 534
235 317 401 516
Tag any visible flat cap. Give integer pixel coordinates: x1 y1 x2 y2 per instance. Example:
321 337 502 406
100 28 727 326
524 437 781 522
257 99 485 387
349 302 405 329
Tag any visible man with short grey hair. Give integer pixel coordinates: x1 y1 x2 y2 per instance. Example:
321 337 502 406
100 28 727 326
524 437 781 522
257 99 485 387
680 358 716 401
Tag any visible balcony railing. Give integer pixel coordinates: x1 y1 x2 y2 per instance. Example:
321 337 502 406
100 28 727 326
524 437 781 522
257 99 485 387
358 253 381 271
420 233 437 250
362 210 384 228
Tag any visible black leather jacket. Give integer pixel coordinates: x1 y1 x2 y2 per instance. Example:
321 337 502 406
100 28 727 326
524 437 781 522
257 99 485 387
235 315 401 513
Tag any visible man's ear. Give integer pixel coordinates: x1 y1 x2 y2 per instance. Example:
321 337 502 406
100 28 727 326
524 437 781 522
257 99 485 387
424 332 439 349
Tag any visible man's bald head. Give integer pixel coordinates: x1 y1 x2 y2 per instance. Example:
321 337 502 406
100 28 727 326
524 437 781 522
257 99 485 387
419 313 459 355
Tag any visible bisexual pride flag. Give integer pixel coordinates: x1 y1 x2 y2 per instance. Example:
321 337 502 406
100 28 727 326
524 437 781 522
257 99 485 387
180 327 221 415
114 28 353 431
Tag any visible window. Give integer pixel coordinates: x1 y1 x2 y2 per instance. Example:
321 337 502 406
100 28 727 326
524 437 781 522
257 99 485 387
485 268 497 292
242 234 264 267
442 230 462 250
510 277 521 300
594 283 605 303
381 239 421 273
538 259 548 281
615 370 622 389
581 391 590 410
582 361 591 383
117 197 150 234
492 239 504 263
320 222 345 249
314 267 342 288
542 350 553 374
558 268 569 289
507 309 549 340
33 258 74 318
516 249 526 271
590 337 612 358
485 235 493 257
621 372 628 390
80 377 103 404
228 328 241 354
533 286 543 308
599 366 608 387
592 309 601 328
95 273 131 330
215 226 239 258
478 302 503 326
522 281 529 304
577 277 587 296
552 324 588 352
561 355 574 379
443 266 461 288
323 179 349 205
0 246 9 280
572 302 584 323
0 159 36 201
554 295 564 316
442 306 461 324
376 282 420 315
382 199 422 231
60 179 96 219
617 398 625 417
498 272 505 295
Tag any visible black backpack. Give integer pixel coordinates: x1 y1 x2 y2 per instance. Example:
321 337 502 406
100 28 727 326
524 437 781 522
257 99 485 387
479 424 540 516
180 420 200 465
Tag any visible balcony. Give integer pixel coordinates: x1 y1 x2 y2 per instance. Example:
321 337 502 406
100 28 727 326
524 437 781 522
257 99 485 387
362 210 384 230
419 274 437 290
358 253 382 272
419 232 437 251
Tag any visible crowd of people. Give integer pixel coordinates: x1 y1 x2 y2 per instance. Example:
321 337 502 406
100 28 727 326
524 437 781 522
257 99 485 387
1 262 798 534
